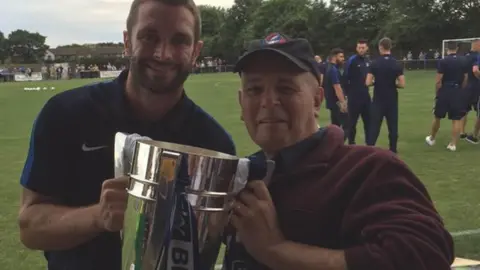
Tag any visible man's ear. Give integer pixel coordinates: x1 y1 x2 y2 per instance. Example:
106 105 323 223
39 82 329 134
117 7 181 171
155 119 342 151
314 86 324 118
191 40 204 65
238 89 244 121
123 31 130 57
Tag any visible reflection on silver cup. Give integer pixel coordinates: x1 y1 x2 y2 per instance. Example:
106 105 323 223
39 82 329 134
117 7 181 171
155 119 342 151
122 139 240 270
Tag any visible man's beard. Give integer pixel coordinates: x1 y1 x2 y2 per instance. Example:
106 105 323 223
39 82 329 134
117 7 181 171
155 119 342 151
129 55 192 95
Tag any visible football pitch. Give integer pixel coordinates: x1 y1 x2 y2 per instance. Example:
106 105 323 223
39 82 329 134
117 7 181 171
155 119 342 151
0 71 479 269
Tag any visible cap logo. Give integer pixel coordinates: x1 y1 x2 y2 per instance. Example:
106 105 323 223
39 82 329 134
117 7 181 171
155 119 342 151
264 33 287 45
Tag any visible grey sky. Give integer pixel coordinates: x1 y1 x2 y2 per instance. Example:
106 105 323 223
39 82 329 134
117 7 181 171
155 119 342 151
1 0 234 47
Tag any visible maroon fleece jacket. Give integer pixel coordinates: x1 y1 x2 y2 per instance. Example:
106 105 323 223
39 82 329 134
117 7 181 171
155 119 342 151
268 125 454 270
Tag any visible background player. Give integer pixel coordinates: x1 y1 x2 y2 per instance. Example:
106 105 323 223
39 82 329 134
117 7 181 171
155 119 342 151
366 37 405 153
315 55 326 85
426 42 468 151
464 39 480 144
324 48 348 137
344 39 372 145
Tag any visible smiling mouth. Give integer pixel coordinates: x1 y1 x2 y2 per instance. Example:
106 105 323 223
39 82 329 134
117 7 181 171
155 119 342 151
146 64 174 72
259 120 287 124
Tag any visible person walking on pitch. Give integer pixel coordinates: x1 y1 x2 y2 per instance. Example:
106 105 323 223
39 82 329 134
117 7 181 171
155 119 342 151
464 40 480 144
426 42 468 151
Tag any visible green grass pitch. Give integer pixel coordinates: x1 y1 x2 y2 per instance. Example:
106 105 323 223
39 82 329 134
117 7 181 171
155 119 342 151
0 71 479 269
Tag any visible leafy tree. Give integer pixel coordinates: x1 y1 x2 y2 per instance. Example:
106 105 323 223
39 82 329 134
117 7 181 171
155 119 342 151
8 30 49 63
0 31 8 64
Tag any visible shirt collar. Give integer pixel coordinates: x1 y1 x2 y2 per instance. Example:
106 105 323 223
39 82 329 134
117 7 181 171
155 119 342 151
111 69 194 137
247 128 327 179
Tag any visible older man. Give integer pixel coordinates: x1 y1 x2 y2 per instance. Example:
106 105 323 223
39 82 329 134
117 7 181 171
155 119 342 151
224 33 454 270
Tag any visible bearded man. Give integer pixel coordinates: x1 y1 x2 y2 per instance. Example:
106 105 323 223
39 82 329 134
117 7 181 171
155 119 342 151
17 1 235 270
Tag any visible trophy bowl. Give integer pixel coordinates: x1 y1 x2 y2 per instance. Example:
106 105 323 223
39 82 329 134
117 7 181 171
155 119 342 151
122 139 240 270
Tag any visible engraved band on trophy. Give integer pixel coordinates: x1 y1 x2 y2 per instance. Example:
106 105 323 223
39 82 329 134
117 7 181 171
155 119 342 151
120 136 241 270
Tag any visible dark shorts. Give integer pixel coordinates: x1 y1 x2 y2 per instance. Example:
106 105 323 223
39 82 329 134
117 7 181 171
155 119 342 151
466 84 480 113
433 87 467 120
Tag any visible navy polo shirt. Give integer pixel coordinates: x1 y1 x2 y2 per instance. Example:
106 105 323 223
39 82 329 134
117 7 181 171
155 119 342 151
323 63 343 110
317 62 326 75
344 55 370 101
437 53 468 87
19 70 236 270
465 51 479 87
368 54 403 104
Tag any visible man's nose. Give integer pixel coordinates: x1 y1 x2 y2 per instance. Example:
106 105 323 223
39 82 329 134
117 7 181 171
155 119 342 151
153 41 174 61
260 88 280 108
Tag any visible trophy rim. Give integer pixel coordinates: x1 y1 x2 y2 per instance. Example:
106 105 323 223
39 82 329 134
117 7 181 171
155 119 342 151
136 139 238 160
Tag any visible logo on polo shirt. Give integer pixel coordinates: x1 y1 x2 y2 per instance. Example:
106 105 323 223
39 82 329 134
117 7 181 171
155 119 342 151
81 143 108 152
264 33 287 45
232 260 248 270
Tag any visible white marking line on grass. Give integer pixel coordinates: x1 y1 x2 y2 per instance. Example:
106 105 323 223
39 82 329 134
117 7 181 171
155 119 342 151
451 228 480 237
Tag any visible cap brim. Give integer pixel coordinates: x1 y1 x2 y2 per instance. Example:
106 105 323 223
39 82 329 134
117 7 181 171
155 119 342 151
234 48 310 73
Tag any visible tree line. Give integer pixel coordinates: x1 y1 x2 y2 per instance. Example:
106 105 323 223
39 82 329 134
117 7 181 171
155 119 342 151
1 0 479 64
200 0 480 62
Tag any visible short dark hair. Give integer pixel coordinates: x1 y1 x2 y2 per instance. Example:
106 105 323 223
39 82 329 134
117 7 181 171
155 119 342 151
357 39 368 45
446 42 458 51
330 48 344 56
126 0 201 41
379 37 392 50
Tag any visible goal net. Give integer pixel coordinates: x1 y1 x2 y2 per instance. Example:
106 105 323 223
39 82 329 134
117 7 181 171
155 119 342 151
442 37 480 58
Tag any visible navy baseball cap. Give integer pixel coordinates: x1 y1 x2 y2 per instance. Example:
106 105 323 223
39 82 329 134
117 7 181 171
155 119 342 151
234 33 320 80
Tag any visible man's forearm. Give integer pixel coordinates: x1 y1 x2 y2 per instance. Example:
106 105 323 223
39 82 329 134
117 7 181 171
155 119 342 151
334 86 346 102
19 204 103 250
262 241 347 270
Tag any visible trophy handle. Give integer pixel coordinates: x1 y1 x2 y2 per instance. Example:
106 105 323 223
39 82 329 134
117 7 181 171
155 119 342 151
123 144 183 270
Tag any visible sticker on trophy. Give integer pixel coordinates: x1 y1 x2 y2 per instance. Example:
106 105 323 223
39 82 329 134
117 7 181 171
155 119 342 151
159 157 177 182
156 156 178 199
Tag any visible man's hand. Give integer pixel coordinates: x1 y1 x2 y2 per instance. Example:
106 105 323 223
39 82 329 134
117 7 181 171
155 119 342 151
231 180 285 263
337 100 348 113
95 176 129 232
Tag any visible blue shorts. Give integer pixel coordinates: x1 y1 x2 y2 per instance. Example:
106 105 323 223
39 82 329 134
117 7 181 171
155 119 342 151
466 84 480 113
434 87 467 120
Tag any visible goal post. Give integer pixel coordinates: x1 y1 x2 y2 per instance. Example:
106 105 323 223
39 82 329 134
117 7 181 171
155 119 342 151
442 37 480 58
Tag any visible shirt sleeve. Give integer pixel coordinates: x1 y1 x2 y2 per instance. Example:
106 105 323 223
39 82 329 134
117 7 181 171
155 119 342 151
20 97 75 199
367 60 377 75
329 67 340 85
396 62 404 77
319 64 326 75
437 59 445 74
475 55 480 66
342 151 454 270
343 55 356 82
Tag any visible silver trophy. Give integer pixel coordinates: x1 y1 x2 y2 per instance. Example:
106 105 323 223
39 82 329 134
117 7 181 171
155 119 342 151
117 133 248 270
